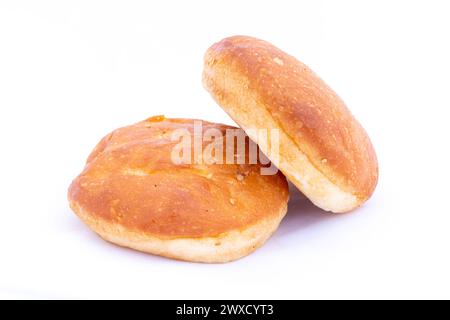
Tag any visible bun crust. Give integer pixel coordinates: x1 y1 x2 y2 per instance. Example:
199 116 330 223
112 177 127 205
203 36 378 212
68 116 289 263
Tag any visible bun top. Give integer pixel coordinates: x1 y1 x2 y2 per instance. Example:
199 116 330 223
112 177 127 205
203 36 378 204
68 116 288 238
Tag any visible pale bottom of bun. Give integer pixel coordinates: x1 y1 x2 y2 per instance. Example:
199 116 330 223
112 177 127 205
69 201 287 263
204 70 358 213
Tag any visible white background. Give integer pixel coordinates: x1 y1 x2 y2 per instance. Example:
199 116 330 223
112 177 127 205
1 0 449 299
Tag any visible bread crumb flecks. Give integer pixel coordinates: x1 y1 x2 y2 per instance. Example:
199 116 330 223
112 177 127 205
273 57 284 65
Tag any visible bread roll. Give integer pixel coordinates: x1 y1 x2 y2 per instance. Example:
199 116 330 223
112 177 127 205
68 116 289 263
203 35 378 212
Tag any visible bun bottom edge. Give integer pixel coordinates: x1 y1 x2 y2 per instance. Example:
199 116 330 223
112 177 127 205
69 201 288 263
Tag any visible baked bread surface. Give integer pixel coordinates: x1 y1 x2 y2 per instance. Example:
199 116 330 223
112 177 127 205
68 116 289 262
203 36 378 212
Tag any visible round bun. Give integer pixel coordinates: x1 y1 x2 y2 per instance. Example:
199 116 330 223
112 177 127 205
203 35 378 213
68 116 289 263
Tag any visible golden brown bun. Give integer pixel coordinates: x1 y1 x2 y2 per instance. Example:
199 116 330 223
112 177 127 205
68 116 289 263
203 35 378 213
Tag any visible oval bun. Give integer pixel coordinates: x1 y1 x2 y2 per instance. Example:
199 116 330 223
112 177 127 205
68 116 289 263
203 35 378 212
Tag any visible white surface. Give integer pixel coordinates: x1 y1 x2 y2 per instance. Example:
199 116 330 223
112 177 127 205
1 0 449 299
